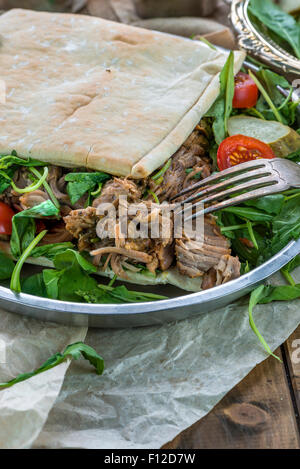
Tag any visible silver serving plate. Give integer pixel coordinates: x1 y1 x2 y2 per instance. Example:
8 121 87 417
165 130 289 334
1 3 300 328
0 239 299 328
231 0 300 78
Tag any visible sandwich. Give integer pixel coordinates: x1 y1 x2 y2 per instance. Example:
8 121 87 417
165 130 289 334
0 9 251 300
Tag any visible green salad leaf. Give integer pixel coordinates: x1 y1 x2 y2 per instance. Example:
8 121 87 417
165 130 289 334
249 275 300 361
30 242 75 260
65 172 111 205
77 284 168 304
271 197 300 255
0 251 15 280
249 0 300 59
0 154 46 170
10 200 60 259
22 273 48 298
42 249 98 301
205 51 235 144
0 342 104 390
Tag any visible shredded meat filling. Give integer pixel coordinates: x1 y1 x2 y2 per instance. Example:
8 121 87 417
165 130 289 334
0 119 241 290
63 122 241 288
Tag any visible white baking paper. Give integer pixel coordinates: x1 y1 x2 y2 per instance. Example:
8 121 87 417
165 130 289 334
0 310 87 449
30 270 300 449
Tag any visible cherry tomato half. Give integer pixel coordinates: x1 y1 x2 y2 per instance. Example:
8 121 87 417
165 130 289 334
217 135 275 171
232 72 258 109
0 202 15 235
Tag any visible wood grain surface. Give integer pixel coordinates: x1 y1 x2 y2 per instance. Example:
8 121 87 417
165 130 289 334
163 325 300 449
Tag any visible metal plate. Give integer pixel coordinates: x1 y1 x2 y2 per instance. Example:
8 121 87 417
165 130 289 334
1 5 300 328
0 239 300 328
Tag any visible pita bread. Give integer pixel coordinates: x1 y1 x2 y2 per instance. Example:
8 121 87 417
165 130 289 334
0 9 245 178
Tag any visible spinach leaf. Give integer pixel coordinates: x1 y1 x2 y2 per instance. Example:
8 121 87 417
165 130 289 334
0 342 104 389
0 251 15 280
243 194 285 215
43 249 98 302
10 201 60 259
205 51 235 144
249 0 300 59
22 273 48 297
65 172 111 205
42 269 61 299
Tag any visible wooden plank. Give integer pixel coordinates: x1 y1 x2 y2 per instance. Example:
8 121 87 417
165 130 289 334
283 325 300 417
163 348 300 449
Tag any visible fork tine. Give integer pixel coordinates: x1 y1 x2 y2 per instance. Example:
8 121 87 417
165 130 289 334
183 180 289 222
176 167 272 206
178 176 278 217
171 159 268 201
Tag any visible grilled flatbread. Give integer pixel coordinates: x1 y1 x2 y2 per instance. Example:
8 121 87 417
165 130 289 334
0 8 244 178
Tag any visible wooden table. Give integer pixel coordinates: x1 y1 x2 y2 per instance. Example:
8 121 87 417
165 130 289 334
163 325 300 449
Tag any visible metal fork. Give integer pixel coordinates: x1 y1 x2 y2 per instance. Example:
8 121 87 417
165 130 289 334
171 158 300 221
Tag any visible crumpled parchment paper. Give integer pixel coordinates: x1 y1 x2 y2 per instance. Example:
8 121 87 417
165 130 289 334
31 273 300 449
0 269 298 449
0 313 87 448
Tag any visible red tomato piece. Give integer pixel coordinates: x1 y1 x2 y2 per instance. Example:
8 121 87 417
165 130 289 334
232 72 258 109
217 135 275 171
0 202 15 235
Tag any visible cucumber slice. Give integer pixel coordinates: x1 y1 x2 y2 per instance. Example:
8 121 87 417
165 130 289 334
228 115 300 157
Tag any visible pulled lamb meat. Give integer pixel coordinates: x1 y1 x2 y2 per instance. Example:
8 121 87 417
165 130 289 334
148 124 211 202
64 195 174 279
92 177 143 208
175 215 240 289
64 206 99 251
19 190 49 210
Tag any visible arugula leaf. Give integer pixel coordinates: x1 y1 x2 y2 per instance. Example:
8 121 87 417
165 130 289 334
248 285 281 362
10 201 60 259
0 342 104 389
76 284 168 304
281 255 300 286
0 154 46 170
271 198 300 254
205 51 235 144
0 251 15 280
10 230 47 292
253 68 296 126
22 273 48 298
249 0 300 59
31 242 74 260
286 148 300 162
65 172 111 205
221 206 273 222
0 167 15 195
